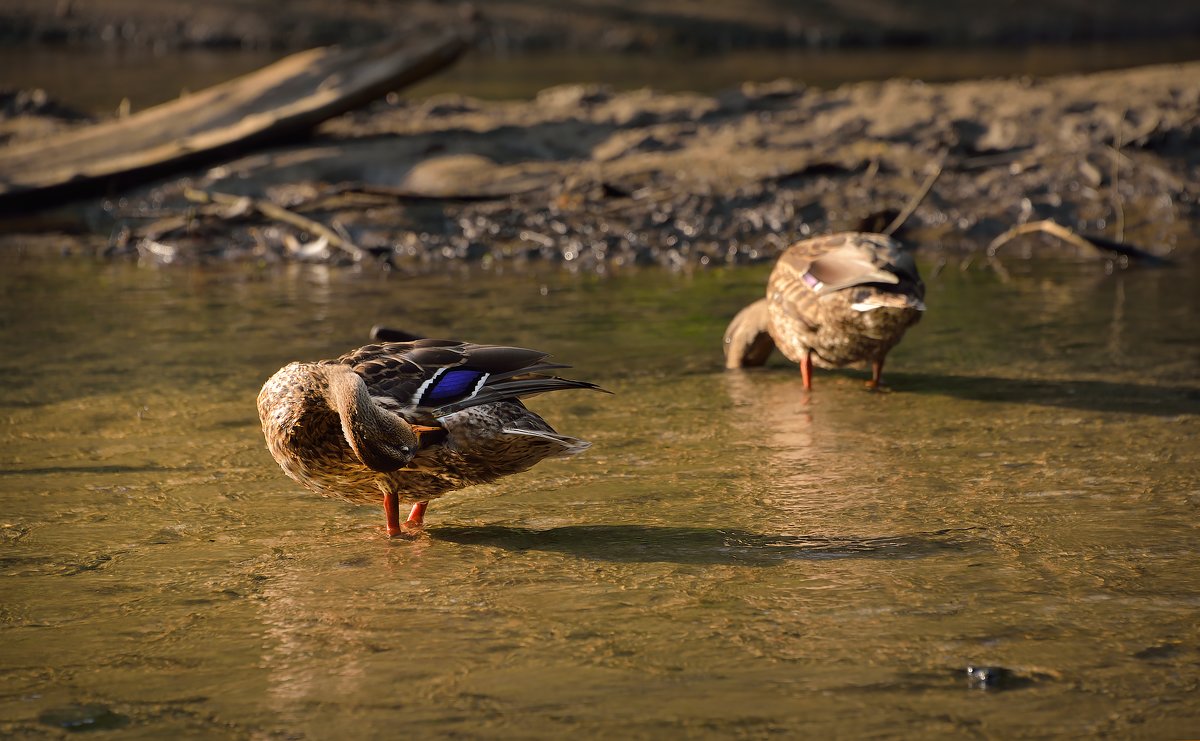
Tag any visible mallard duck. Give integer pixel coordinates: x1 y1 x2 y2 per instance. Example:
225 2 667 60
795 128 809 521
724 232 925 389
258 338 604 537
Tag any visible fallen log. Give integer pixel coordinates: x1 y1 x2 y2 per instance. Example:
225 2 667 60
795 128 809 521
0 30 467 213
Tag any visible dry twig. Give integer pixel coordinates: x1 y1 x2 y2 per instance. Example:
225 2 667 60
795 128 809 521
883 151 946 236
1110 107 1127 242
985 219 1172 265
183 187 371 262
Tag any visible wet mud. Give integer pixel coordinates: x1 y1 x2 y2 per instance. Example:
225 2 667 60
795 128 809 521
5 60 1197 271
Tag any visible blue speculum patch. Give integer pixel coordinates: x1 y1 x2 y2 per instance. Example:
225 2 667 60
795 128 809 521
426 369 485 402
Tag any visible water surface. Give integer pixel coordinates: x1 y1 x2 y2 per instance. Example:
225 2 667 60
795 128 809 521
1 254 1198 737
5 40 1200 115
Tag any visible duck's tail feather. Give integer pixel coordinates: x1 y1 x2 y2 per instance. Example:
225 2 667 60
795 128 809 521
501 428 592 457
487 362 571 381
370 325 425 342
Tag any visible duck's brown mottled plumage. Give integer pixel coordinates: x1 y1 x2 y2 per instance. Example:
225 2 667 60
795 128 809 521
724 232 925 388
257 339 602 535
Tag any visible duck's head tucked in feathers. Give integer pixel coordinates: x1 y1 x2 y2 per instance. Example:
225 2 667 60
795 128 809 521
257 338 605 537
722 232 925 389
257 361 421 476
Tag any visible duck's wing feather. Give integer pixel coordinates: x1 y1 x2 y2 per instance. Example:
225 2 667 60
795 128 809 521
769 250 822 331
431 375 605 416
805 247 899 293
888 248 925 301
773 232 923 299
328 340 604 418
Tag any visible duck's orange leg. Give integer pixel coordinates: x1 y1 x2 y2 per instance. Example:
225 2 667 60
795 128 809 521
406 502 428 528
866 357 886 390
800 350 814 391
384 491 403 537
384 495 427 537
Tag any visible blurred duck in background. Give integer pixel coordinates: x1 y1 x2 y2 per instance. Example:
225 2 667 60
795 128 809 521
724 232 925 390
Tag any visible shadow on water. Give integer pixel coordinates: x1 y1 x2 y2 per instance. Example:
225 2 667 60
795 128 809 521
430 524 981 565
890 372 1200 416
731 367 1200 417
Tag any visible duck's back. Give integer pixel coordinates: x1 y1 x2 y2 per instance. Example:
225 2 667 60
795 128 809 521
766 232 924 367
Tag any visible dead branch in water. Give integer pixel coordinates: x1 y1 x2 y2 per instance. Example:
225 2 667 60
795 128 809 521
985 219 1172 266
182 188 372 262
882 151 946 237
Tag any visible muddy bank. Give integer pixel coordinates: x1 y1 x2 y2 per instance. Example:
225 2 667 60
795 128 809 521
3 62 1198 270
4 0 1200 53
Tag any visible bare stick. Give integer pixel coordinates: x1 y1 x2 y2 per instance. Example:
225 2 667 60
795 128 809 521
986 220 1104 258
883 150 946 236
1109 107 1127 242
986 253 1011 283
983 218 1170 266
183 187 371 261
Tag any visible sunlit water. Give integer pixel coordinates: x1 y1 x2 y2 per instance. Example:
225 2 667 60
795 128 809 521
1 253 1198 737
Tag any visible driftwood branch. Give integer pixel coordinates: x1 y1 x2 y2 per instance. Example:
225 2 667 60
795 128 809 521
883 151 946 236
182 188 371 262
986 219 1172 266
0 31 467 213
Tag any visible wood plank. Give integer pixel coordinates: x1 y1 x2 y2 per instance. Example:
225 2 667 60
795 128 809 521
0 30 466 211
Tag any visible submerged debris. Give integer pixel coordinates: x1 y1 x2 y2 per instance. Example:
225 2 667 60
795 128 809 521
965 665 1036 691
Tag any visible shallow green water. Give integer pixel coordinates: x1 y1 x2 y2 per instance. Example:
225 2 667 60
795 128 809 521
5 40 1200 115
1 254 1198 738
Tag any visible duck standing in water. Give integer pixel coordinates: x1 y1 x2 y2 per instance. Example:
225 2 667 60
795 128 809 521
724 232 925 389
258 339 603 537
